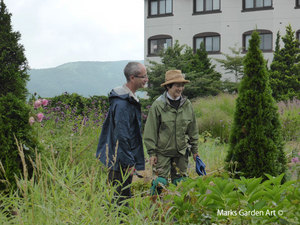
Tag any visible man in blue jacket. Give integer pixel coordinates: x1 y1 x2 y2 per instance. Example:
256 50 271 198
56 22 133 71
96 62 147 205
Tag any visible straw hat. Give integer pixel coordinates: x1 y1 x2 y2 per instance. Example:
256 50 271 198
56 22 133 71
161 70 190 87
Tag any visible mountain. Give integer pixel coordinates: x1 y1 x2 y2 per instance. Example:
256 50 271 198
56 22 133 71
27 60 144 97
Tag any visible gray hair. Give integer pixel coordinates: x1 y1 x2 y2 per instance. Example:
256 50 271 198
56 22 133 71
124 62 143 82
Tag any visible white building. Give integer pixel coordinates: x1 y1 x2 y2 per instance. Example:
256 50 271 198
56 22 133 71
144 0 300 80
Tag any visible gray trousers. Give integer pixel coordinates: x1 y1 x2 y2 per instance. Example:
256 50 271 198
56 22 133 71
154 152 189 182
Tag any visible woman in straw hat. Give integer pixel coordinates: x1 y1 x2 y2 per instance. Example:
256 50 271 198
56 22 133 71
144 69 199 195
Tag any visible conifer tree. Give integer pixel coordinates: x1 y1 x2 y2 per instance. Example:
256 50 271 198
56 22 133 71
215 44 244 83
146 41 222 100
0 0 38 190
146 41 194 100
184 42 222 98
269 25 300 101
225 31 286 179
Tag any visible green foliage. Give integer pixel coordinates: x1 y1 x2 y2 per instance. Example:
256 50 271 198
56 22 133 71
146 40 222 101
165 174 299 224
0 0 29 100
184 43 222 99
193 93 236 143
0 1 38 191
277 98 300 141
193 94 300 144
0 93 298 223
47 92 109 115
269 25 300 101
0 93 39 190
225 31 287 179
215 44 245 83
146 41 193 100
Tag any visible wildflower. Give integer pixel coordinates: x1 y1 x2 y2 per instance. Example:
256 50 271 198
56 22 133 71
291 157 299 163
42 99 48 106
29 117 35 125
37 113 44 122
34 99 42 108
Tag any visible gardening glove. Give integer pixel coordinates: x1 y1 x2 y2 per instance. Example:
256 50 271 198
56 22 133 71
196 156 206 176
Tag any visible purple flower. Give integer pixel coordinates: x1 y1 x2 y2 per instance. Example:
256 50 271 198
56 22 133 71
291 157 299 163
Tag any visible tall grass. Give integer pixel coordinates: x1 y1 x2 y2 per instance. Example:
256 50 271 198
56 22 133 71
193 94 300 142
193 93 236 142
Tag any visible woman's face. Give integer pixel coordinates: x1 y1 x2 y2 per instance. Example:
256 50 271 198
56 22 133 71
167 83 185 99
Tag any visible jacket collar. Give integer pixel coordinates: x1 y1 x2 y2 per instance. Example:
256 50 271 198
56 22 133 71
158 92 187 111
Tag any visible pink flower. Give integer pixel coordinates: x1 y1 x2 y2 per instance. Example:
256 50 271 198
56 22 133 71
29 117 35 125
42 99 48 106
37 113 44 122
34 99 42 108
291 157 299 164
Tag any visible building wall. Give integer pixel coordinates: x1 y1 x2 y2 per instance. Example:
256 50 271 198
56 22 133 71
144 0 300 81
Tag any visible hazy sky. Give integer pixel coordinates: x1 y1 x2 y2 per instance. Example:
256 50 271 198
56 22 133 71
5 0 144 69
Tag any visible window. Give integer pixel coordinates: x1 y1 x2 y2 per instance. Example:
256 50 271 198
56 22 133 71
194 32 220 53
297 30 300 42
243 30 272 51
194 0 221 14
148 35 172 56
149 0 172 17
243 0 273 11
296 0 300 8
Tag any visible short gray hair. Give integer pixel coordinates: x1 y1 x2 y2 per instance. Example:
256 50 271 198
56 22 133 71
124 62 143 81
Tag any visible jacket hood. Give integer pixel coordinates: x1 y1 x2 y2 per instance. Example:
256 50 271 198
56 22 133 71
109 85 140 105
109 86 130 100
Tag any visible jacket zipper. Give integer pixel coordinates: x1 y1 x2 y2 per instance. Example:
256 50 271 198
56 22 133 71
175 111 178 151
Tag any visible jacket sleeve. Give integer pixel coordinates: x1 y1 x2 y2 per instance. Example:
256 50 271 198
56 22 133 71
143 104 160 157
187 106 199 154
113 103 135 168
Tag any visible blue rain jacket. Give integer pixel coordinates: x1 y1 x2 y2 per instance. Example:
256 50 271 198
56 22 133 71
96 86 145 171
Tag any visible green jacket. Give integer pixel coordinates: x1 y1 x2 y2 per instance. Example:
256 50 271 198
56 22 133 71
144 92 199 157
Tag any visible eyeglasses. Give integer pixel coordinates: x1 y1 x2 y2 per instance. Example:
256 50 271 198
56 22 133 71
134 74 148 79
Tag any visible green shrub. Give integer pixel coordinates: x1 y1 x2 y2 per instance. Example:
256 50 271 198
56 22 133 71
0 94 39 190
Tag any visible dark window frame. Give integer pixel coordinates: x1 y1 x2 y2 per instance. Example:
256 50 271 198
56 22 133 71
193 32 221 54
296 0 300 8
242 0 274 12
148 35 172 57
193 0 222 15
148 0 173 18
242 30 273 52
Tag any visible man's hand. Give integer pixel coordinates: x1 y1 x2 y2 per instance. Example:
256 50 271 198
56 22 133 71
150 156 157 166
129 167 135 176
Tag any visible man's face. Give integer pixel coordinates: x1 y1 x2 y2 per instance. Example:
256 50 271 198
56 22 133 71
167 83 185 99
133 65 148 89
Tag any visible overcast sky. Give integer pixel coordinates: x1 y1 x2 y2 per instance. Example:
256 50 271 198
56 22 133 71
5 0 144 69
